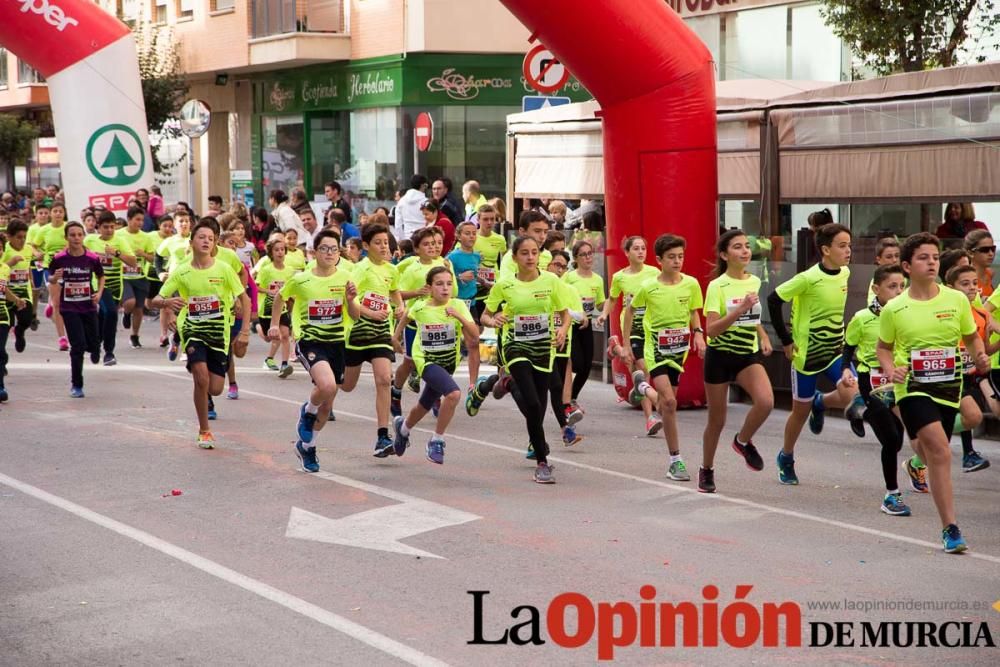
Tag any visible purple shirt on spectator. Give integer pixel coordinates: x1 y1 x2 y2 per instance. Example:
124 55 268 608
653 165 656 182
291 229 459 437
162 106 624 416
50 250 104 314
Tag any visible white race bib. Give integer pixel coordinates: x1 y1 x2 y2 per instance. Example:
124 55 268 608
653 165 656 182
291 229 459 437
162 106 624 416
420 322 456 352
308 299 343 325
188 295 223 321
910 348 956 384
63 281 92 302
657 328 690 356
727 296 761 327
361 291 390 314
514 314 549 342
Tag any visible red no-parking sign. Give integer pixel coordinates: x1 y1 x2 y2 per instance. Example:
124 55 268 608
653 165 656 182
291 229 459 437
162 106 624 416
414 112 434 152
523 44 571 95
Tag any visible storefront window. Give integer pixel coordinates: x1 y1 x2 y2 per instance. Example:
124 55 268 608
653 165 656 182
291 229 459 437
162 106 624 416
723 5 788 81
790 4 845 81
261 114 304 196
347 107 401 212
308 111 350 199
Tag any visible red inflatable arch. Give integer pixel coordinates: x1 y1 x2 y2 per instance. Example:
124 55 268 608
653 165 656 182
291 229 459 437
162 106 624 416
500 0 718 406
0 1 153 215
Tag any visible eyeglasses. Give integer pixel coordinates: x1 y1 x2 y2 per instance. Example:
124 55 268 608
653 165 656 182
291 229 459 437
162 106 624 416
576 251 594 258
974 245 997 254
550 263 568 270
315 245 340 254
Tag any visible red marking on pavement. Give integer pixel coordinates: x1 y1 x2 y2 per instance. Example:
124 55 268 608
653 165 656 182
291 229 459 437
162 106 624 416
689 533 738 545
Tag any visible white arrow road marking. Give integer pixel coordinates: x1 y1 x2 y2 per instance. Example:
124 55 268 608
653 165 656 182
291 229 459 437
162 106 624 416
286 471 481 559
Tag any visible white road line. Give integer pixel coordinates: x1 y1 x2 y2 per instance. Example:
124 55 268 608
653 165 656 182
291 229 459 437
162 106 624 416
0 471 450 667
13 363 1000 565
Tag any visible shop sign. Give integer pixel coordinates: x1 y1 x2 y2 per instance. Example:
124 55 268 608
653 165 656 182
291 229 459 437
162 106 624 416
301 77 339 108
424 68 514 102
665 0 787 17
346 69 401 106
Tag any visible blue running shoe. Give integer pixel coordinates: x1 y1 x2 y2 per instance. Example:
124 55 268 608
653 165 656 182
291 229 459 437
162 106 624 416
431 398 441 417
777 451 798 485
207 396 217 421
880 493 911 516
373 434 394 458
393 415 409 456
295 440 320 473
426 437 445 464
562 425 582 447
525 443 536 460
962 450 990 473
390 386 402 418
466 375 497 417
297 402 318 444
808 391 825 435
942 524 968 554
69 386 84 398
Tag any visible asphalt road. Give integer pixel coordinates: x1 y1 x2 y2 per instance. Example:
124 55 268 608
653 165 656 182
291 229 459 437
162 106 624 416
2 320 998 665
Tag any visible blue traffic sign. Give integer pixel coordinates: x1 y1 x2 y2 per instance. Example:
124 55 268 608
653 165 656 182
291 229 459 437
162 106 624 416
521 96 572 112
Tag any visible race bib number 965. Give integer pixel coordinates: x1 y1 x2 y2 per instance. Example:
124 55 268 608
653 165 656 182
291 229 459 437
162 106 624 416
910 348 956 383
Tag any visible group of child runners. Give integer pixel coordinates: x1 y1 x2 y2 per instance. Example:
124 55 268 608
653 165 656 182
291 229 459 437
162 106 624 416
1 204 994 554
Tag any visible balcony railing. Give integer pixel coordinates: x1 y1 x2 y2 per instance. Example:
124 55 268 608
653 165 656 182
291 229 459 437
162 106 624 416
251 0 345 39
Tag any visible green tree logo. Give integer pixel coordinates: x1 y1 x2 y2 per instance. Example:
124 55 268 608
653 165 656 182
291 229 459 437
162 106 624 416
85 125 146 186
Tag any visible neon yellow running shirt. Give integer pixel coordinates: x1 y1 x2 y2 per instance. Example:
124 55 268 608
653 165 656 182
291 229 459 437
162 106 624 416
632 273 703 374
280 268 354 343
774 263 850 375
703 273 761 355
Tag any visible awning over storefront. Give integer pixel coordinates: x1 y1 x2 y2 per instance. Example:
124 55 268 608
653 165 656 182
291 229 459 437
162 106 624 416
509 63 1000 204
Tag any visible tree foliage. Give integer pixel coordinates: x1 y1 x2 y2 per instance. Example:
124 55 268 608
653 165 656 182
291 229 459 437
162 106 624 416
820 1 1000 76
0 113 40 184
134 25 189 178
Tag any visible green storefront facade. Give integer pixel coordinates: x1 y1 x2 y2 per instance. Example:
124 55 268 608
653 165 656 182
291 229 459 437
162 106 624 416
251 53 590 212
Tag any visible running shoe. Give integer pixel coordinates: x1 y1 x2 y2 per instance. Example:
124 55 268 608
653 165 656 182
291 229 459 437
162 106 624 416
562 425 582 447
58 336 69 352
880 493 911 516
606 335 621 361
167 340 179 361
533 463 555 484
571 399 585 414
45 303 53 319
390 385 402 418
69 386 84 398
431 398 441 417
328 410 336 422
776 451 798 485
962 451 990 473
0 388 8 403
845 395 866 437
426 437 445 465
227 383 239 400
159 335 169 348
263 357 279 371
130 335 141 349
698 467 716 493
295 440 319 473
278 363 293 379
122 311 131 329
90 350 100 364
29 318 38 331
103 353 117 366
645 413 663 437
466 375 496 417
667 459 691 481
732 435 764 471
197 431 215 449
902 458 928 493
14 330 25 353
492 370 512 400
564 404 584 426
525 443 536 460
392 415 409 456
373 434 395 458
629 369 646 406
942 524 968 554
207 396 217 421
297 403 318 444
808 391 825 435
406 369 421 393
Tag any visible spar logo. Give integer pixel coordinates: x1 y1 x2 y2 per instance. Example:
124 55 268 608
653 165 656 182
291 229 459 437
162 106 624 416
16 0 79 32
85 124 145 187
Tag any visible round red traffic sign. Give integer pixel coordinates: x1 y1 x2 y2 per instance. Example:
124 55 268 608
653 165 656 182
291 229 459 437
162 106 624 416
414 112 434 152
522 44 570 95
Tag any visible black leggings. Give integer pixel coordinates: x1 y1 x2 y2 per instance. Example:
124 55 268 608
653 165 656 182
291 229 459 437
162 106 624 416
63 311 99 388
858 373 903 492
12 301 32 339
549 356 568 428
509 360 552 464
0 324 8 389
570 325 594 399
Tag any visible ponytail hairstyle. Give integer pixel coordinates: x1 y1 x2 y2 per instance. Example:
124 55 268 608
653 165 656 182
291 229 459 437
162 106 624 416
807 208 834 229
571 240 594 269
711 229 748 279
511 234 540 256
622 235 644 252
